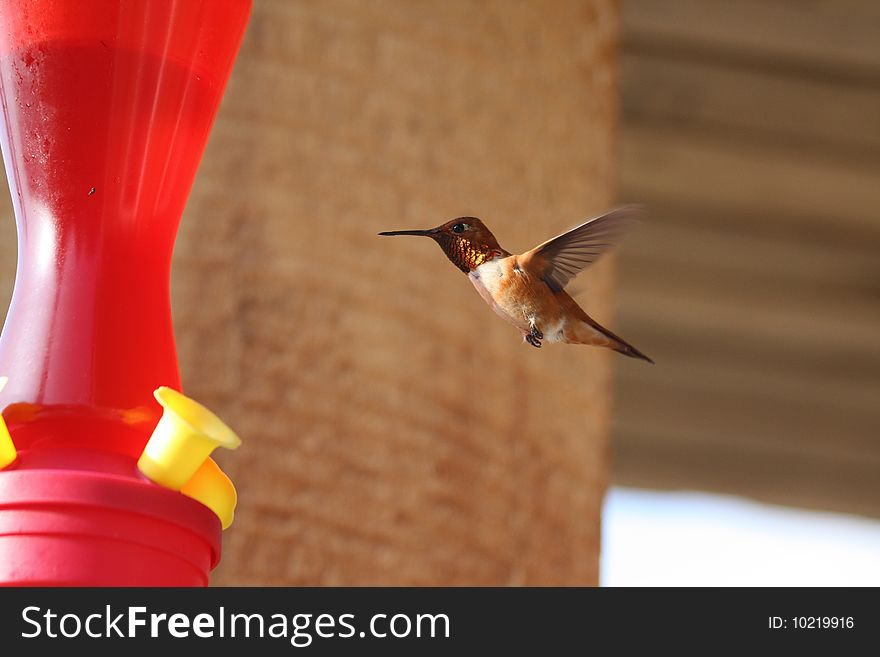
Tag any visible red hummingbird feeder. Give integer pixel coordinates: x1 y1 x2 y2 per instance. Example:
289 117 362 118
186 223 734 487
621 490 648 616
0 0 251 585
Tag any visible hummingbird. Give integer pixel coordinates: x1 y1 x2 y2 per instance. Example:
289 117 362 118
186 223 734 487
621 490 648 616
379 206 653 362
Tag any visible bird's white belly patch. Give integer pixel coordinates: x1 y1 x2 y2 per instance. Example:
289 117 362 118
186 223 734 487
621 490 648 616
471 259 504 295
542 318 566 343
468 260 528 330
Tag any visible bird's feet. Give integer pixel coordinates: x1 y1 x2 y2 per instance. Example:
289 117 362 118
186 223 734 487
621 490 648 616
525 325 543 349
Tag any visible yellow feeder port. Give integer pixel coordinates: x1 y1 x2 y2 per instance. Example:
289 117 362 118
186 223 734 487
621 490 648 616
180 457 237 530
0 377 16 470
138 386 241 491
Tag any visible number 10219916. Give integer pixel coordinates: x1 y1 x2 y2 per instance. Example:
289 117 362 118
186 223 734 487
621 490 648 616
769 617 854 630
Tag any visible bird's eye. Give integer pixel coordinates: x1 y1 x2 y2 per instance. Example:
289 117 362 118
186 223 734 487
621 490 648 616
452 223 466 233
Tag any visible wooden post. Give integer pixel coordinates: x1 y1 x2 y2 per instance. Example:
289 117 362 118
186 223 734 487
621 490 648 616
0 0 622 585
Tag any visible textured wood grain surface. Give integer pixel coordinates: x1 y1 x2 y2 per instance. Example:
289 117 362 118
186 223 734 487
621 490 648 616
615 0 880 518
168 0 620 585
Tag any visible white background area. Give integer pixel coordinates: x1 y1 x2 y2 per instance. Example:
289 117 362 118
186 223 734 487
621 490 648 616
601 487 880 586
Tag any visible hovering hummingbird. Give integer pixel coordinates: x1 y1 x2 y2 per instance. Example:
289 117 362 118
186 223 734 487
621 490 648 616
379 207 652 362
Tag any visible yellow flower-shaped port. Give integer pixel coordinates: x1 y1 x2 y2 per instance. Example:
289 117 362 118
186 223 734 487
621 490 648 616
0 376 16 470
180 457 238 530
138 386 241 490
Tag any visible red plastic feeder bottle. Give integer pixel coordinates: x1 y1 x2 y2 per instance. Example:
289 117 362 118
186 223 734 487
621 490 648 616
0 1 251 585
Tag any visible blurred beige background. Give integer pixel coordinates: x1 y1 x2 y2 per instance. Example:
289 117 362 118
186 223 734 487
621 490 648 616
173 0 620 585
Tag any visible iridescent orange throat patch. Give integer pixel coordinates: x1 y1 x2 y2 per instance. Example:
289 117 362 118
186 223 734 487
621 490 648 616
435 234 504 273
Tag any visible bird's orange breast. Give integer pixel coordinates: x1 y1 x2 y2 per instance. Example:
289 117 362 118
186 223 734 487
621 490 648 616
469 255 568 333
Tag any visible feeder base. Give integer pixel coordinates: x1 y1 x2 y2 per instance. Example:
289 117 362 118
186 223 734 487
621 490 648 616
0 467 221 586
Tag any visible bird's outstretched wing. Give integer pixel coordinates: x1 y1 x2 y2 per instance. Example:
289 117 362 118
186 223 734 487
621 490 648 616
520 206 642 292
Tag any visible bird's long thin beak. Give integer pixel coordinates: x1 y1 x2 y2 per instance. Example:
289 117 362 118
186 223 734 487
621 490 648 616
377 228 434 237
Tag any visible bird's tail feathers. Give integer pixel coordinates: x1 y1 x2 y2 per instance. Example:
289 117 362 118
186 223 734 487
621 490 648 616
565 315 654 364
